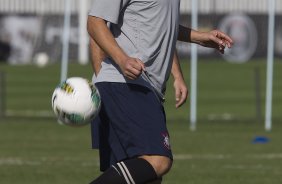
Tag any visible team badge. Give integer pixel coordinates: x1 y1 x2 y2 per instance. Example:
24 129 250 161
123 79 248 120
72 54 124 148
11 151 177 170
162 132 171 150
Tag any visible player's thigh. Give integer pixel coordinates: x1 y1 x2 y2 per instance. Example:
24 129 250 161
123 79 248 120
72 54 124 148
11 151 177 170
140 155 172 177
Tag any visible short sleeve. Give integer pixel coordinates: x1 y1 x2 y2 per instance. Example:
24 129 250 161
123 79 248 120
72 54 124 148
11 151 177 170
89 0 130 24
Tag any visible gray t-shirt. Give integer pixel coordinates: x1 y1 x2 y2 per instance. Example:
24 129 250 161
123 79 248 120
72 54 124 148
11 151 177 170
89 0 180 95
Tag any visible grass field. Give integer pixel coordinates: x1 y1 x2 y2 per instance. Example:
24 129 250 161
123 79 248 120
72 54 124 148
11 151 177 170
0 60 282 184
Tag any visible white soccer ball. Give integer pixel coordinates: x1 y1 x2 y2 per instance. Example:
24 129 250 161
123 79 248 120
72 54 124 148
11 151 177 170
51 77 101 126
34 52 49 67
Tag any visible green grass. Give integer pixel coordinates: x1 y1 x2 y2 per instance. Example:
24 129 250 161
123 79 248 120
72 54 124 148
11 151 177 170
0 60 282 183
1 119 282 184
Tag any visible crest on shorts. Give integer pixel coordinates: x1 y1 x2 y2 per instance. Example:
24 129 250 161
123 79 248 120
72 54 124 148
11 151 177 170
162 132 171 150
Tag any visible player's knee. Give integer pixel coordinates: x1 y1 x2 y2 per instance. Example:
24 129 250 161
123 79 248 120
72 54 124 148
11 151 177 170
140 155 173 177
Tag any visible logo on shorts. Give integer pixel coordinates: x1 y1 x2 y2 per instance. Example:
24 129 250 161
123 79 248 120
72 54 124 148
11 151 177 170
162 132 171 150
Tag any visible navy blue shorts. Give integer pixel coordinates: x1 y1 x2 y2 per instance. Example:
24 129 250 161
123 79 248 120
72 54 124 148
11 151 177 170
91 82 172 171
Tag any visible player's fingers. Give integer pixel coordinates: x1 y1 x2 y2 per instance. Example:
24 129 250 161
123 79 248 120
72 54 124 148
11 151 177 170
175 87 181 102
130 66 143 76
122 58 143 78
181 91 188 104
136 58 145 71
215 30 233 48
211 36 227 54
176 94 185 108
176 88 188 108
210 33 225 48
130 59 143 73
124 70 138 80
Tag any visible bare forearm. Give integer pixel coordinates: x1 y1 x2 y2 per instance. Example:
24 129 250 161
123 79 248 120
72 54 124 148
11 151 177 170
87 16 127 66
89 38 105 75
171 52 184 81
171 51 188 108
178 24 233 53
87 16 145 80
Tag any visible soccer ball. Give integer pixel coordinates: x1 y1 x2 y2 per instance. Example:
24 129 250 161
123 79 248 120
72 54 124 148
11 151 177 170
34 52 49 67
51 77 101 126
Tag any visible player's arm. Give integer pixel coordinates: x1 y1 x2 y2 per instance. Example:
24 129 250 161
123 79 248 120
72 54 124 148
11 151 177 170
87 16 144 80
89 37 105 75
178 25 233 54
171 51 188 108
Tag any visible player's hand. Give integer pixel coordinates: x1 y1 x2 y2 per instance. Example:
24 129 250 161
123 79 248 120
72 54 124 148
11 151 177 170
118 57 145 80
173 77 188 108
197 30 233 54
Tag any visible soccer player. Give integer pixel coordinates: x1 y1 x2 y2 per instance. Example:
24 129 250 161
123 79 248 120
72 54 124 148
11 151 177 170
87 1 233 184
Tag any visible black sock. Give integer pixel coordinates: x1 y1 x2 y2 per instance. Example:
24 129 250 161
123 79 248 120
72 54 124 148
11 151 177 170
90 158 157 184
146 178 162 184
89 165 126 184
